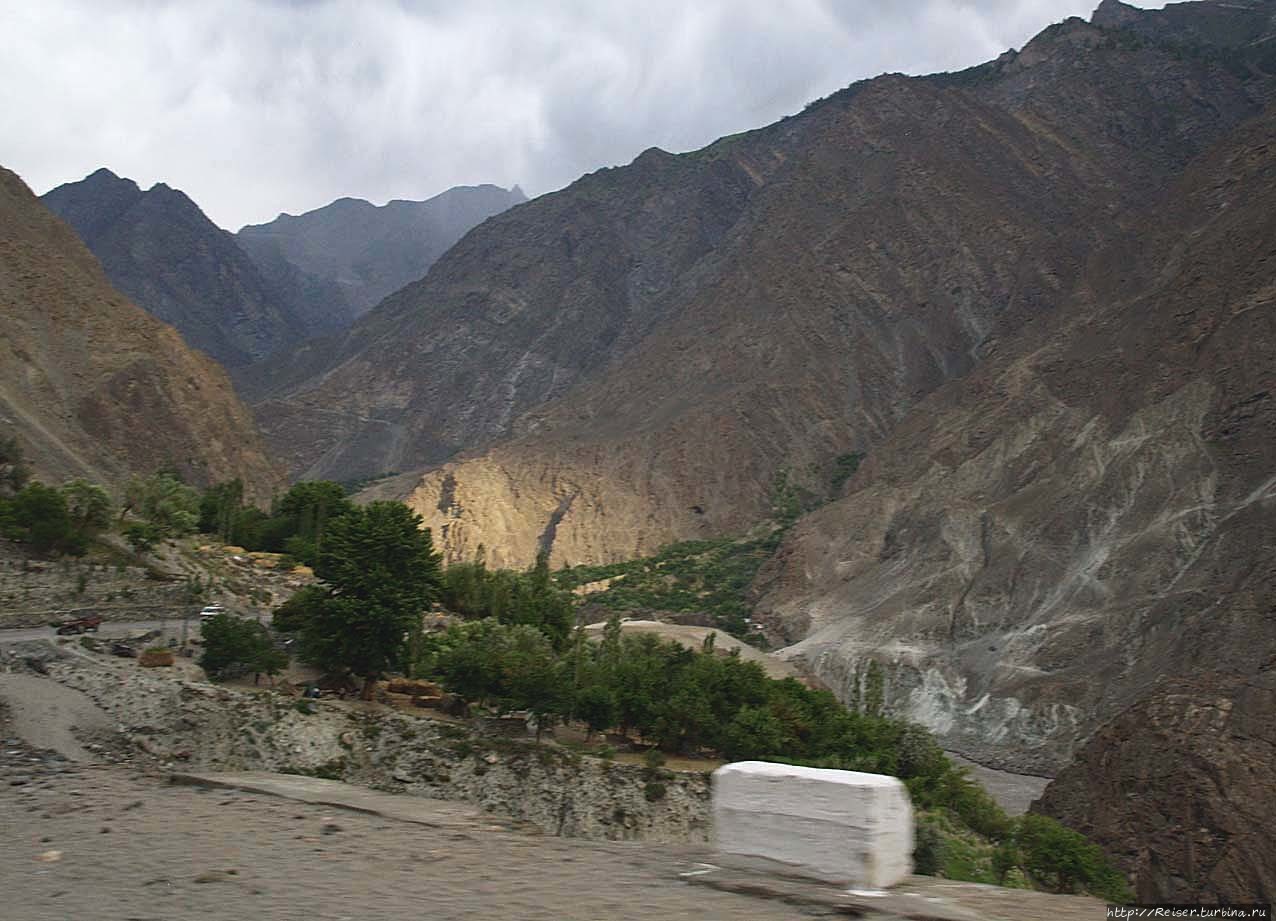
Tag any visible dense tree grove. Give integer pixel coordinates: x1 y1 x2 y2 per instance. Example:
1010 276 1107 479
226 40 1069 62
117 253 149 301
198 478 354 565
440 550 575 647
414 612 1127 900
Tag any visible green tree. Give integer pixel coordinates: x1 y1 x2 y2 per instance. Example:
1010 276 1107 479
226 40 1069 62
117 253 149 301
198 479 244 541
275 480 353 563
271 585 328 633
297 502 441 698
441 550 575 646
123 473 200 537
123 521 162 553
199 613 286 680
2 482 83 555
575 683 617 740
61 480 112 542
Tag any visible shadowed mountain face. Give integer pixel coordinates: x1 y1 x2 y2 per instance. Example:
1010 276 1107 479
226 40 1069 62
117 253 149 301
42 169 305 368
757 94 1276 772
236 185 527 332
0 167 281 498
1036 667 1276 903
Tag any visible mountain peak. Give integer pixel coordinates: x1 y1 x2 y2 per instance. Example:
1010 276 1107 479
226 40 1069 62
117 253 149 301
76 166 139 193
1091 0 1138 27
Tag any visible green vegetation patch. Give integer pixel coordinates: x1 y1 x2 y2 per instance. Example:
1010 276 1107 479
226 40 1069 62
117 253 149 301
554 532 784 637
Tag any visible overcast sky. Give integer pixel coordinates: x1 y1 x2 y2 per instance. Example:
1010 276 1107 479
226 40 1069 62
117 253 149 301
0 1 1164 230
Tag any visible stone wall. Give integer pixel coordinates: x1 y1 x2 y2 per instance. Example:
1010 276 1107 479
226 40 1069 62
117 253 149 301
0 550 190 628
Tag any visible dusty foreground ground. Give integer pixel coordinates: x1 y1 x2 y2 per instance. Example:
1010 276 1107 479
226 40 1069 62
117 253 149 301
1 756 841 921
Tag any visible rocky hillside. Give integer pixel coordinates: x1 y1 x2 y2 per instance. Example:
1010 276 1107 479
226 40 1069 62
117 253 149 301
1035 665 1276 903
275 2 1276 559
236 184 527 332
0 166 281 497
756 89 1276 773
41 169 306 368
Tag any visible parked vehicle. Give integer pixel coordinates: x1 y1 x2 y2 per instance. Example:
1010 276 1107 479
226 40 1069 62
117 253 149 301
55 615 103 635
198 604 226 621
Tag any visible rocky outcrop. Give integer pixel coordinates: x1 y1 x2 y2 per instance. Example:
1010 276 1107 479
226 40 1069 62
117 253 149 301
1035 666 1276 903
42 169 306 367
0 166 282 498
755 95 1276 772
236 184 527 332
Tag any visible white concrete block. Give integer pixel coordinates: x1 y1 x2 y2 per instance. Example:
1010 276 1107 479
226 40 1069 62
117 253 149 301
712 760 913 888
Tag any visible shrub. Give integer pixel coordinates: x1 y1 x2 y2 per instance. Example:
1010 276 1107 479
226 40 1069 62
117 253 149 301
1012 813 1131 900
124 521 163 553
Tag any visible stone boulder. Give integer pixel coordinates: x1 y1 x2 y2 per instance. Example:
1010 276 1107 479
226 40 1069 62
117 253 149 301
713 761 912 888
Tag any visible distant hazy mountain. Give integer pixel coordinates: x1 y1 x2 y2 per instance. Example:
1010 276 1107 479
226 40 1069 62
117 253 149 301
236 184 527 330
0 166 281 498
42 169 304 367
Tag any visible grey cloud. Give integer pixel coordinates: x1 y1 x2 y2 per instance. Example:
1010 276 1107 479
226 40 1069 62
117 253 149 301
0 0 1163 229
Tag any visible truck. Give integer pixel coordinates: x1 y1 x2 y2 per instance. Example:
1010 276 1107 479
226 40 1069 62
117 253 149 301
55 615 103 635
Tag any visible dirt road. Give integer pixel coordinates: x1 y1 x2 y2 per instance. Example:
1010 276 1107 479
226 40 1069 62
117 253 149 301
0 763 848 921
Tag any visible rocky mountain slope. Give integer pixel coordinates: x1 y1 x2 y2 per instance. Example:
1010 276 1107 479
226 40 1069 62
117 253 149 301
268 2 1275 560
236 184 527 332
42 169 305 368
1035 665 1276 903
0 166 281 497
756 90 1276 774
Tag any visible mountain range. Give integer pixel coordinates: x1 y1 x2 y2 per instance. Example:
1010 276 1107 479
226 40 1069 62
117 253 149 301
41 171 525 367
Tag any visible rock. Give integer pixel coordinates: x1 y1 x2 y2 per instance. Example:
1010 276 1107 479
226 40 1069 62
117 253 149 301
1037 668 1276 903
712 761 912 888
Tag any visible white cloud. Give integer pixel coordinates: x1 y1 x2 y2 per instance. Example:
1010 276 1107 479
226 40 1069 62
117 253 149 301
0 0 1163 229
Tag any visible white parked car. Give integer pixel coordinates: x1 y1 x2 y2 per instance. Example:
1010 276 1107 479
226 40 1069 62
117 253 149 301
198 604 226 621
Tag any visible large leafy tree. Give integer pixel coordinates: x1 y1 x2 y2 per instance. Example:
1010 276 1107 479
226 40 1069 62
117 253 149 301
122 472 200 536
2 482 82 555
61 479 112 541
295 501 441 698
200 613 287 681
